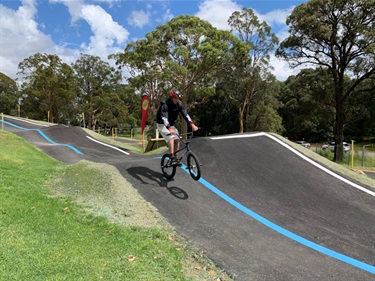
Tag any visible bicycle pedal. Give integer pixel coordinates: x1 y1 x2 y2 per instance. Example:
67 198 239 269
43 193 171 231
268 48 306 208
170 159 182 167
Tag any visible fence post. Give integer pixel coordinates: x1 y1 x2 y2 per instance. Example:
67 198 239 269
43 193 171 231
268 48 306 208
362 144 373 167
351 140 355 168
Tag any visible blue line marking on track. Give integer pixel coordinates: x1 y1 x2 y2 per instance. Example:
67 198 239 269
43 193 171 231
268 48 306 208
1 120 84 155
178 163 375 275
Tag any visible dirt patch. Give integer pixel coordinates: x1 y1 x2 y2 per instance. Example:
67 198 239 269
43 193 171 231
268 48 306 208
50 160 170 229
49 160 233 281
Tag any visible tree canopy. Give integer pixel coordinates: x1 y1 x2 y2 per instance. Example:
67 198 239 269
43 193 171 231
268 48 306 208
112 15 239 133
0 72 19 115
276 0 375 161
73 54 126 130
224 8 280 133
18 53 77 123
2 4 374 154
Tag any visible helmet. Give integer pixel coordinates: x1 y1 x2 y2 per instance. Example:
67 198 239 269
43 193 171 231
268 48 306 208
169 89 181 99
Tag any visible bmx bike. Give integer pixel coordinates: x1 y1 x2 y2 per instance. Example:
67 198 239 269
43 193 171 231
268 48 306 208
160 132 201 181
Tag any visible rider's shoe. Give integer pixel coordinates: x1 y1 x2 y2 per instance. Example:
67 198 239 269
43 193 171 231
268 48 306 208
170 158 182 167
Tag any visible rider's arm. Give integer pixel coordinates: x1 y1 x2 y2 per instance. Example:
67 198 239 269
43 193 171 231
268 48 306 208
179 104 196 129
160 103 175 133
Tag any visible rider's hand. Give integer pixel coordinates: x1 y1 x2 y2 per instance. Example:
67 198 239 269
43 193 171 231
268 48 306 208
168 128 176 135
191 124 198 132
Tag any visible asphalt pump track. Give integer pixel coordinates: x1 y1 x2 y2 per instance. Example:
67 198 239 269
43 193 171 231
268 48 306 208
2 116 375 281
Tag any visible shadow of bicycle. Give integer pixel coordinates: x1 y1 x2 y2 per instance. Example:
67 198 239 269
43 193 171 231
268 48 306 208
126 166 188 200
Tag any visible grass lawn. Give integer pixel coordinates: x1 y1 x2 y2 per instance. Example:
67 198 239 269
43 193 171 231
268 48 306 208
0 131 231 281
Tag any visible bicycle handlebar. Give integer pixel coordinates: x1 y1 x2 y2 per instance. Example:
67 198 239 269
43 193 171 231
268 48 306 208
167 131 194 137
177 132 194 137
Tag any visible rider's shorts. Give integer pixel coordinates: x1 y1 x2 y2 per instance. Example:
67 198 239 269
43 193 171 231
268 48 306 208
157 124 179 144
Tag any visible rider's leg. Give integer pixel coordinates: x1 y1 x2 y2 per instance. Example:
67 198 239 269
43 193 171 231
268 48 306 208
168 138 175 158
174 138 180 158
157 124 176 159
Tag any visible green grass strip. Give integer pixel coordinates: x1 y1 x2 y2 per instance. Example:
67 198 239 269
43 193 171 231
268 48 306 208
0 131 191 281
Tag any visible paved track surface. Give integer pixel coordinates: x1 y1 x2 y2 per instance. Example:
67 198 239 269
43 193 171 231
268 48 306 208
2 116 375 281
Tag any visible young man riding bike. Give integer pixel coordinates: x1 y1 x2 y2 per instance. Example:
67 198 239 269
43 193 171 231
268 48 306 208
156 89 198 164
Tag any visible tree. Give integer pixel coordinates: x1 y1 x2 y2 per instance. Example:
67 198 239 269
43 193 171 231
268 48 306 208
110 37 167 133
344 78 375 140
247 76 284 134
0 72 19 115
226 8 279 133
116 84 140 130
276 0 375 161
18 53 77 123
72 54 125 130
280 68 336 142
190 87 239 136
113 15 238 134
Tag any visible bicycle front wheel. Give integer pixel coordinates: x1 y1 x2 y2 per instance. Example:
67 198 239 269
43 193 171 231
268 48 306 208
187 152 201 180
161 154 176 180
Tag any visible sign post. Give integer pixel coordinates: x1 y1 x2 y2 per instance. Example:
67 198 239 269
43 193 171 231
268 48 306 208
141 95 150 152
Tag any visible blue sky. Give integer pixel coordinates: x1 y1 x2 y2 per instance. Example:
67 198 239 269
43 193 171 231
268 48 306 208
0 0 307 81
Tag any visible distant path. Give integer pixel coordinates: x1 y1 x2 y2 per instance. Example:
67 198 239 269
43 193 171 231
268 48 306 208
2 115 374 281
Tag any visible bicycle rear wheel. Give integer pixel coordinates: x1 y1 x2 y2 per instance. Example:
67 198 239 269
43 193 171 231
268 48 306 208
161 154 176 179
187 152 201 180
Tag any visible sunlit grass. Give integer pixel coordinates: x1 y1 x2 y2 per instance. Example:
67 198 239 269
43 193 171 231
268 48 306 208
318 149 375 169
0 131 190 280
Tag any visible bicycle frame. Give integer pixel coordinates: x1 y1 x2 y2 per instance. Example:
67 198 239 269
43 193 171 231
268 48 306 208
173 132 193 161
161 131 201 180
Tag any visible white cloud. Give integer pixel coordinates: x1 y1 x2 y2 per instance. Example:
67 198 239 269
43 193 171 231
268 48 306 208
269 55 301 81
50 0 85 24
80 4 129 56
128 9 150 29
257 7 294 27
195 0 242 30
53 0 129 55
161 8 173 23
92 0 120 8
195 0 300 80
0 0 129 80
256 7 300 80
0 0 55 80
0 0 301 82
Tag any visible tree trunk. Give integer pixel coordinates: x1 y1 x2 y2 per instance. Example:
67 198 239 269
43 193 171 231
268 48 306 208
181 94 188 139
239 106 245 133
92 115 96 132
333 80 345 162
333 106 345 162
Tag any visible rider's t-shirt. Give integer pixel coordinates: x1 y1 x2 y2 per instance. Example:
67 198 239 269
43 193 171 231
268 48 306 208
156 98 193 129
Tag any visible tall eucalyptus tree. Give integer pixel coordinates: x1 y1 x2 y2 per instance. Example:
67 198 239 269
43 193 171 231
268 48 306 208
0 72 20 115
277 0 375 161
112 15 238 133
18 53 77 123
73 54 125 130
226 8 279 133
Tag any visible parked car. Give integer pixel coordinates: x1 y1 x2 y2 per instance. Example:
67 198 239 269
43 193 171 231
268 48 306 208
322 142 351 152
295 141 311 148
